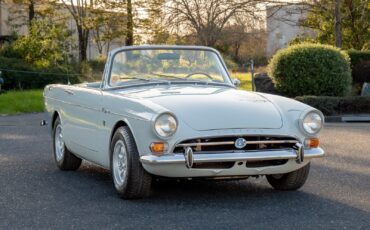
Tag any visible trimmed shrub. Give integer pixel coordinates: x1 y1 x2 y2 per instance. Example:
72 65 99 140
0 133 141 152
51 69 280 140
295 96 370 116
352 61 370 86
346 50 370 88
347 50 370 67
0 57 79 90
268 43 352 97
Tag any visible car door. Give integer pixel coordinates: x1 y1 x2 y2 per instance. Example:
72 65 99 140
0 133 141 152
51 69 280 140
62 86 105 164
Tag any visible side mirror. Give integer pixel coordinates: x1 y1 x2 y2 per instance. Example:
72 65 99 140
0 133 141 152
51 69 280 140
232 78 240 87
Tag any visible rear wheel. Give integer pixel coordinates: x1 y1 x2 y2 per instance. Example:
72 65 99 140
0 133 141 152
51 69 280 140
53 117 82 170
110 126 152 199
266 163 310 190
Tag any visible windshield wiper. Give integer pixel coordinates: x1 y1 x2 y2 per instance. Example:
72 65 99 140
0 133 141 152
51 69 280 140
150 72 217 83
119 76 151 81
149 72 183 79
120 76 171 84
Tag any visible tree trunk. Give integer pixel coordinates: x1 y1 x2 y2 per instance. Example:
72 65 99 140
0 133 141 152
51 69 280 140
77 27 88 62
28 0 35 26
95 29 103 55
334 0 342 48
234 42 240 60
126 0 133 46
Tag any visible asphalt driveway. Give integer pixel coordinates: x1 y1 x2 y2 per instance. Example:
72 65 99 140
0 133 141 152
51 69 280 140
0 113 369 229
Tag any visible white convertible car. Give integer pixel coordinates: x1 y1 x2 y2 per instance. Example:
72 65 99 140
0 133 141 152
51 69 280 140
43 45 325 199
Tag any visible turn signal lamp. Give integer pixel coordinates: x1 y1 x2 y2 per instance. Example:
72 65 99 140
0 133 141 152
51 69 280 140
150 142 167 155
305 138 320 148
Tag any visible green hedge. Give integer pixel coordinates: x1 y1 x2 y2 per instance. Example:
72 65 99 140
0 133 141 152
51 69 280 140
268 43 352 97
0 57 79 90
295 96 370 116
352 61 370 86
347 50 370 67
346 50 370 88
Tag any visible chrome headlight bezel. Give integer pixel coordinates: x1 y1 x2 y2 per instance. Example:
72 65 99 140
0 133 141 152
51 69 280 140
299 110 324 136
153 112 178 138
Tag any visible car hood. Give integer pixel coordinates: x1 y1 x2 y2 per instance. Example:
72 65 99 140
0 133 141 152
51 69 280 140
119 85 283 131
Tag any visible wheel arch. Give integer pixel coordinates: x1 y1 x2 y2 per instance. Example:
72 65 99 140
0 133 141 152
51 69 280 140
109 120 129 151
51 111 60 129
108 120 130 167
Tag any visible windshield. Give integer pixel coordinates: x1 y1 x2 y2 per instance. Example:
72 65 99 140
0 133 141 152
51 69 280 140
108 48 231 87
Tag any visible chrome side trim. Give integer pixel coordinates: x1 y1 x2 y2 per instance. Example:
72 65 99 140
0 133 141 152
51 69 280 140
44 96 148 121
140 147 325 165
176 140 298 147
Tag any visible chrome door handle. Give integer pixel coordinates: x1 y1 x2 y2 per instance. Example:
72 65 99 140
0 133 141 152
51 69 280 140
64 89 74 95
102 108 111 114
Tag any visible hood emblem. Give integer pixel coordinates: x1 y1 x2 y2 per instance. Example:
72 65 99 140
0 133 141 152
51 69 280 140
235 138 247 149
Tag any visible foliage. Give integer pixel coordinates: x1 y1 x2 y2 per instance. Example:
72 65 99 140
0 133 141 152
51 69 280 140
90 1 127 55
268 43 352 97
60 0 94 61
346 50 370 67
288 37 318 46
217 15 266 65
165 0 261 46
0 57 79 90
0 90 44 115
88 56 107 72
295 96 370 116
79 56 108 82
7 0 50 29
302 0 370 50
352 61 370 87
346 50 370 91
223 55 239 70
1 19 73 69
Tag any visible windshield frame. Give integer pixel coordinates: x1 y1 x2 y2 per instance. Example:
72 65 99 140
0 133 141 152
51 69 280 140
101 45 234 90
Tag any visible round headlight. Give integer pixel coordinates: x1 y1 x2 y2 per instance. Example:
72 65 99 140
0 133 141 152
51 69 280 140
302 111 323 135
154 113 177 138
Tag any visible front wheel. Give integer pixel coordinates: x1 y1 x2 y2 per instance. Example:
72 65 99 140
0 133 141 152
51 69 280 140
266 163 310 190
110 126 152 199
53 117 82 171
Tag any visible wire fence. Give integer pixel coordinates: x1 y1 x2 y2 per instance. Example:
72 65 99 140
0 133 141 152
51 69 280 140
0 68 83 76
0 68 85 90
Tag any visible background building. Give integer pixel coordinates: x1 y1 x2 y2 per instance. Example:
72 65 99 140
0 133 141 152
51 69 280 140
266 4 314 57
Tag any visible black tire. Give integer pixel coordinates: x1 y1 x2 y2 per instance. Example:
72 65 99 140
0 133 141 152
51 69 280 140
52 117 82 171
266 163 310 190
110 126 152 199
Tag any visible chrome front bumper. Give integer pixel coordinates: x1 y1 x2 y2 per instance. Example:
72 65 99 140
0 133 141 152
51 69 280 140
140 147 325 165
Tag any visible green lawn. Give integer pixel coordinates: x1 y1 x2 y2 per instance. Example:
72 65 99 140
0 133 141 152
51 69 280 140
231 72 252 91
0 90 44 115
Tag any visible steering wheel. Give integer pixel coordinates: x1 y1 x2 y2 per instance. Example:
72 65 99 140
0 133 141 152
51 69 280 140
185 72 214 80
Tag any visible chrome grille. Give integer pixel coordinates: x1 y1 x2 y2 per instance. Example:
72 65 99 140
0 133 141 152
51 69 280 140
173 136 299 153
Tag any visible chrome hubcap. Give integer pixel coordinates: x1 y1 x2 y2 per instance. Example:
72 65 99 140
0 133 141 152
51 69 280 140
113 140 128 187
54 124 65 161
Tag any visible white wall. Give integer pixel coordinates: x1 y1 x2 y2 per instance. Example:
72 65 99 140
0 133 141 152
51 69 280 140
0 2 28 36
266 5 314 57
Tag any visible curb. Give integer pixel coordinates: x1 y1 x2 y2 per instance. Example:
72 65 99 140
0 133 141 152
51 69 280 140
325 114 370 123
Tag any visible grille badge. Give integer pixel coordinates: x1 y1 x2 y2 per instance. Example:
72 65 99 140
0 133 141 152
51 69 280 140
235 138 247 149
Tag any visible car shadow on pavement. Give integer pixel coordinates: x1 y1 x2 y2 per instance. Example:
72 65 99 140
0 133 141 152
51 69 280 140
2 158 369 229
54 164 370 229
